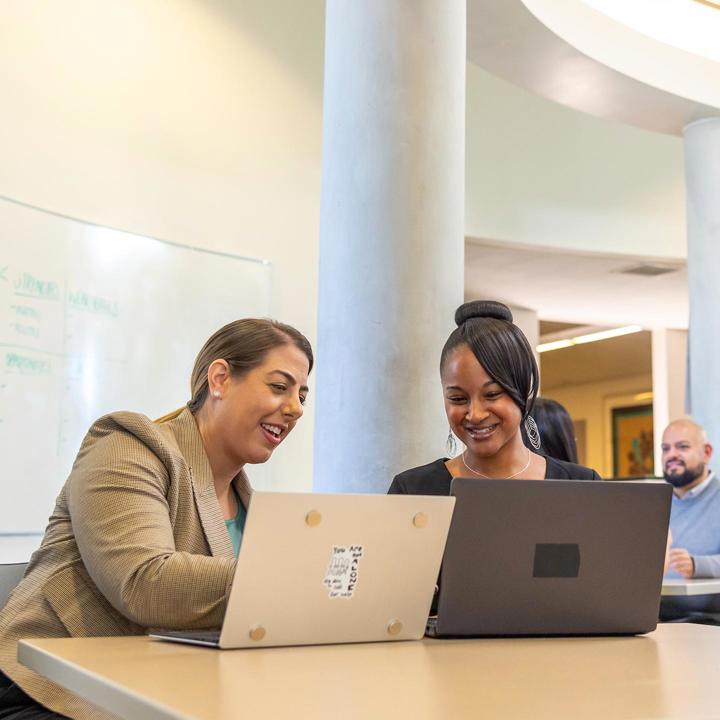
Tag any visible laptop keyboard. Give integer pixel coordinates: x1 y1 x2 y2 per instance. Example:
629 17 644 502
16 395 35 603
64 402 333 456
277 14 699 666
154 629 221 645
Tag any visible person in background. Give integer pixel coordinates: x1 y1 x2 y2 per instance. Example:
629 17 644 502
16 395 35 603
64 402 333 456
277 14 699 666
530 397 579 464
659 418 720 623
662 418 720 579
0 318 312 720
389 300 600 498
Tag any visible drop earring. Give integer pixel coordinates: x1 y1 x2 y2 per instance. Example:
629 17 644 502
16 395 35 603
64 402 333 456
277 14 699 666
524 415 541 450
446 429 457 457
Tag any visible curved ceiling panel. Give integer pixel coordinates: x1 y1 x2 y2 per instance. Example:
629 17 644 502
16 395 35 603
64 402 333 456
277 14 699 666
467 0 720 135
582 0 720 64
524 0 720 106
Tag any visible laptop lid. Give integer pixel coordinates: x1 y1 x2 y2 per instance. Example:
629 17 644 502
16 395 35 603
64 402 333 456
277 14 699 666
215 491 454 648
435 478 671 637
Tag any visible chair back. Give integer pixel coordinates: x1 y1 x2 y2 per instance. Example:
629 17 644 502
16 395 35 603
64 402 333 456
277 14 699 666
0 562 28 610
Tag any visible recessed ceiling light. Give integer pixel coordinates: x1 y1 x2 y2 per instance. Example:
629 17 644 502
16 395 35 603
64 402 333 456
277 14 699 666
573 325 643 344
634 392 654 401
536 339 575 354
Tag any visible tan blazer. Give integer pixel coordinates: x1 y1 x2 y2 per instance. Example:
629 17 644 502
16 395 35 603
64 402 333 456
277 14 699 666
0 408 250 720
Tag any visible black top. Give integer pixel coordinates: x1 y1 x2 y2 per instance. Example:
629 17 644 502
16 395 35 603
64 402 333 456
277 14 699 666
389 457 601 495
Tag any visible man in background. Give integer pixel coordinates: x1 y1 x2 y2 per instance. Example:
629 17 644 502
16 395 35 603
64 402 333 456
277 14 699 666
661 418 720 622
662 417 720 579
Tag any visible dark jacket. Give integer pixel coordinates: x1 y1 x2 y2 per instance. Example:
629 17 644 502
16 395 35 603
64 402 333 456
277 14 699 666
389 456 601 495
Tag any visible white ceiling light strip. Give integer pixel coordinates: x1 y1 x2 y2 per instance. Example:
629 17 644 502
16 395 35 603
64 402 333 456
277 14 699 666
537 325 643 353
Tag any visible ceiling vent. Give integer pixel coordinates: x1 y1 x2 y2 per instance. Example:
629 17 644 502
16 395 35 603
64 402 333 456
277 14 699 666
617 264 679 277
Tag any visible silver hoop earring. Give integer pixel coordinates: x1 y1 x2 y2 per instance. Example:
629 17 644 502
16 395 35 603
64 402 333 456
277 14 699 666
524 415 541 450
446 429 457 457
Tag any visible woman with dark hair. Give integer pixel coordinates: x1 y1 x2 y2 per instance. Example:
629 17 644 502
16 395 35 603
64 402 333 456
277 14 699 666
0 318 313 720
532 397 579 464
389 300 599 496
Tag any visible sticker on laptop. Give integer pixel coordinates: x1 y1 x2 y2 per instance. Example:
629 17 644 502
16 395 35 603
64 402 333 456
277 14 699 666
323 545 363 599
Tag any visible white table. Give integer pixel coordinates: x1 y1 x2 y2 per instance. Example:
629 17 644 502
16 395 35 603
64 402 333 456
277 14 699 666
661 578 720 596
19 624 720 720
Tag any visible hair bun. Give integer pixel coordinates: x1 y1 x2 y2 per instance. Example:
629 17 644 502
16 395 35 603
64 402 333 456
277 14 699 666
455 300 513 326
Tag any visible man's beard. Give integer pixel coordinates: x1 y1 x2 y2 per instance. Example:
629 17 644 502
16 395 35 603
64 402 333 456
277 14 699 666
663 462 705 488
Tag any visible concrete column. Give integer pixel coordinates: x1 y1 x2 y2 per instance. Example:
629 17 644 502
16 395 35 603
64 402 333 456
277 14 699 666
651 328 687 475
684 118 720 455
314 0 466 493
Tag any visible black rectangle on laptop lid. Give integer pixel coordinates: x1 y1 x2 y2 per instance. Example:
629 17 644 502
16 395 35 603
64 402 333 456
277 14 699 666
434 478 671 637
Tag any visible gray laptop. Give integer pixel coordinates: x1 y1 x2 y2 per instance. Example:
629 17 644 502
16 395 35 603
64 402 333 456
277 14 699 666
151 491 454 648
427 478 671 637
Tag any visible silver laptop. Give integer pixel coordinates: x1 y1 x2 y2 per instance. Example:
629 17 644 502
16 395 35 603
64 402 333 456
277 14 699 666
427 478 671 637
152 491 455 648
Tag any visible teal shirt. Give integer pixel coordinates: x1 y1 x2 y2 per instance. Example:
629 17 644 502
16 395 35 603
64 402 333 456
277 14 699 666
224 498 247 558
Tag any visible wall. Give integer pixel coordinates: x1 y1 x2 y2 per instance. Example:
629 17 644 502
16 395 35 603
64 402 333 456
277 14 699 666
466 62 687 259
652 329 688 473
0 2 690 508
0 0 325 497
545 374 653 477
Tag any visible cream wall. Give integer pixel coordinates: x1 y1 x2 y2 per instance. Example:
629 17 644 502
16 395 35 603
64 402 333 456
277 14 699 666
652 329 688 474
0 2 689 500
545 374 653 477
0 0 325 492
466 62 687 259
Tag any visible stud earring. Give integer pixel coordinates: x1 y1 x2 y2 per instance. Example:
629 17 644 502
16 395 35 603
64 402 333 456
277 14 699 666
213 390 221 399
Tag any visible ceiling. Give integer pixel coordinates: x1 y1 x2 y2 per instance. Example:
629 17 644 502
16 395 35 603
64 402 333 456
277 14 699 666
464 237 688 329
539 320 580 335
467 0 720 135
583 0 720 63
463 1 701 387
540 330 652 390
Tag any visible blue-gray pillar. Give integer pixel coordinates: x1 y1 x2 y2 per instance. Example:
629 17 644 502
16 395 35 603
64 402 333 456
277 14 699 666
684 118 720 453
314 0 466 493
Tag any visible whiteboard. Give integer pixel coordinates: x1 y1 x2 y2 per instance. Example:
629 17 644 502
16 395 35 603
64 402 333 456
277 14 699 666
0 196 271 533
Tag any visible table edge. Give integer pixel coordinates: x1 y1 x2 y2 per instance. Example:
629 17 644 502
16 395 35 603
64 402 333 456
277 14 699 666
18 640 193 720
661 580 720 596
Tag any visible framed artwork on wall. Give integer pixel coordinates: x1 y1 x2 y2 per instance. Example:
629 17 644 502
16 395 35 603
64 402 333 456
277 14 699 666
611 404 654 478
